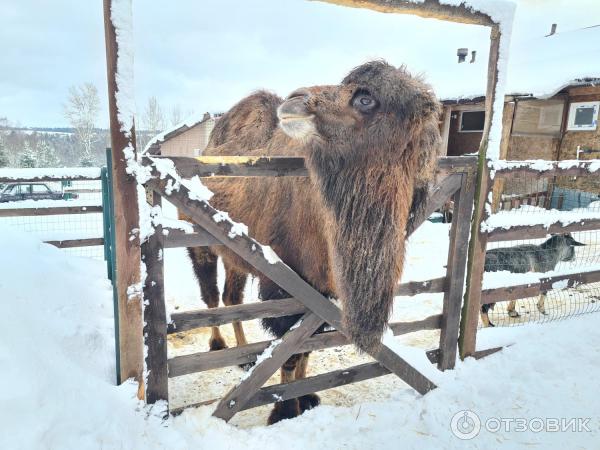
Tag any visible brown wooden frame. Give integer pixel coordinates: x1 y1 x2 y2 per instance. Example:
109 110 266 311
141 154 477 420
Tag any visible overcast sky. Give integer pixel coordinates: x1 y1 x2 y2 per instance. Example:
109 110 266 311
1 0 599 128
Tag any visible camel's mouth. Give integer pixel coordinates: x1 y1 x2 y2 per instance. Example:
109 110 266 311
277 110 316 140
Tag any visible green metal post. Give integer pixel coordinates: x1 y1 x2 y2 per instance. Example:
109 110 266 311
106 147 121 384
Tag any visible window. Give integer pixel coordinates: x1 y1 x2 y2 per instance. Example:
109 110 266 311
567 101 599 131
459 111 485 132
31 184 50 193
512 99 565 137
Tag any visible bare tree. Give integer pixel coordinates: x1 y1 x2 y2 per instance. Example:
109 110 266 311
63 83 100 166
137 96 166 150
170 104 183 126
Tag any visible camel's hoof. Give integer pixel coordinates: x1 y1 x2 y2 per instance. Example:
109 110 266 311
267 400 300 425
299 393 320 412
508 310 520 318
488 321 495 328
209 338 228 351
239 361 255 371
538 309 548 316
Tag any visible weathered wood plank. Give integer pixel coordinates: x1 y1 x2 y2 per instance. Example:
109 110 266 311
438 172 476 370
167 314 442 376
492 161 600 179
458 24 501 360
166 277 445 333
163 226 222 248
44 237 104 248
427 346 503 364
0 205 103 217
481 269 600 304
212 312 325 421
243 362 390 410
103 0 144 389
167 298 305 332
487 219 600 242
142 191 168 406
144 155 476 180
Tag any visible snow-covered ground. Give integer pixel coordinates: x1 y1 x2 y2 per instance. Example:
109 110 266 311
2 218 600 449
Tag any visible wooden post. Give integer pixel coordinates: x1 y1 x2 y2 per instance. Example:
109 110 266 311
458 25 502 359
103 0 144 392
438 170 476 370
143 191 168 406
440 105 452 156
491 101 515 211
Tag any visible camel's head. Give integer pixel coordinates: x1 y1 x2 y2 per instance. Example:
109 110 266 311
277 60 440 163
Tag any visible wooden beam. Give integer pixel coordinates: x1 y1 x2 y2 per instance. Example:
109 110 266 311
440 106 451 156
212 312 325 421
481 269 600 304
487 219 600 242
163 226 221 248
438 171 476 370
103 0 144 391
315 0 495 26
44 237 104 248
242 362 390 411
144 155 477 180
167 314 443 376
491 101 515 211
142 191 168 407
492 161 600 179
0 175 101 183
459 24 502 360
0 205 102 217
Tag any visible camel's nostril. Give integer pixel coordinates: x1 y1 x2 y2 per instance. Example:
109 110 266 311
287 88 311 101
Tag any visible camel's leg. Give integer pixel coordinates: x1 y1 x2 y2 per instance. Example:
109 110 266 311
537 294 547 315
222 266 249 347
267 354 302 425
295 352 320 412
507 300 519 318
188 247 227 351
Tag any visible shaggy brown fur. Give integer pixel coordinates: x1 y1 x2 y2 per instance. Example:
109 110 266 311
186 60 441 422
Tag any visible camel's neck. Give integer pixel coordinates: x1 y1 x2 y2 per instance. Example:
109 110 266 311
306 152 415 352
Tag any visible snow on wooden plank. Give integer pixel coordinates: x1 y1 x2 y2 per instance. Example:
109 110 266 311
0 167 102 182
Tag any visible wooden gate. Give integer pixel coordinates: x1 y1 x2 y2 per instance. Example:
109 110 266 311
140 154 477 421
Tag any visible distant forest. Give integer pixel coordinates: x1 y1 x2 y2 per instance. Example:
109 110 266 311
0 127 156 168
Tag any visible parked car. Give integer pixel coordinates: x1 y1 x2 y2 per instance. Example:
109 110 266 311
0 182 78 202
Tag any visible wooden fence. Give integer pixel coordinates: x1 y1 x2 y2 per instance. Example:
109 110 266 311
459 161 600 355
0 169 107 252
140 154 484 420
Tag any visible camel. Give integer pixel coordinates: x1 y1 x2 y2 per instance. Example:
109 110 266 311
185 60 441 423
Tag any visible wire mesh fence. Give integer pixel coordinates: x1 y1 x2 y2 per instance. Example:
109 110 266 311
481 174 600 328
0 178 105 259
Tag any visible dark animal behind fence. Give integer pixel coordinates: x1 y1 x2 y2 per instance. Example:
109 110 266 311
480 233 585 327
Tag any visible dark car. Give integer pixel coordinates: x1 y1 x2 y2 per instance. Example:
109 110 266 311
0 182 78 202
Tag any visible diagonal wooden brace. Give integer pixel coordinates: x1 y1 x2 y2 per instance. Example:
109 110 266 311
147 168 437 419
213 312 324 421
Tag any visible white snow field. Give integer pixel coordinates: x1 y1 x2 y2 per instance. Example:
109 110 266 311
2 222 600 450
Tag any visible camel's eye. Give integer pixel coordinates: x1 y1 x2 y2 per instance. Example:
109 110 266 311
352 90 377 113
